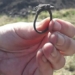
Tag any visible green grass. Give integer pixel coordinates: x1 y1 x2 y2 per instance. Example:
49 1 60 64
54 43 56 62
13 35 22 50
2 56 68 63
0 8 75 25
0 9 75 75
53 9 75 24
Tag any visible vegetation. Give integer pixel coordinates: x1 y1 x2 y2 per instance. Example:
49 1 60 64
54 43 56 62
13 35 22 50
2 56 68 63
0 9 75 75
0 9 75 26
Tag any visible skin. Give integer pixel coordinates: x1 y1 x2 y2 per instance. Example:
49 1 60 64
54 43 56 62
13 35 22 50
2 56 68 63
49 19 75 56
0 17 73 75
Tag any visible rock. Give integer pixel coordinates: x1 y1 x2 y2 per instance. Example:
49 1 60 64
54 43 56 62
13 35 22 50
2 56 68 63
0 0 75 16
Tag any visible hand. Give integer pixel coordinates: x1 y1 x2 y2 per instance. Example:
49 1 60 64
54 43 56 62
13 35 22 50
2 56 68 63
0 18 65 75
49 19 75 56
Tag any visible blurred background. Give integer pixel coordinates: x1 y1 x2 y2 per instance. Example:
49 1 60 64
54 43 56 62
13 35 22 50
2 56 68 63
0 0 75 75
0 0 75 25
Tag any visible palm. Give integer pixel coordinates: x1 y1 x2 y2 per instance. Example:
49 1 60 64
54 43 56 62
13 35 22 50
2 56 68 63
0 22 49 75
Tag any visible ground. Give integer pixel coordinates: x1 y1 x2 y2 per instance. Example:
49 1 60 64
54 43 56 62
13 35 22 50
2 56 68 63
0 0 75 16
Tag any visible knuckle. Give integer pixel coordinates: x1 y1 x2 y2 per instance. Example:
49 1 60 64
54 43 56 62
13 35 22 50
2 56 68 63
65 36 71 50
64 37 74 55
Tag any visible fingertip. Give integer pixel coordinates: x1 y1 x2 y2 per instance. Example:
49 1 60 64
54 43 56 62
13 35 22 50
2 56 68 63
49 33 58 45
36 49 53 75
51 19 75 37
53 19 61 30
42 43 65 70
49 32 64 46
49 20 54 32
36 49 47 65
30 17 50 39
36 50 43 65
36 50 49 73
36 50 42 63
49 19 61 32
42 43 54 58
37 17 50 31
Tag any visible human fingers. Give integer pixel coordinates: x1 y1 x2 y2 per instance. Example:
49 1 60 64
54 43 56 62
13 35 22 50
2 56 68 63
42 43 65 70
14 18 50 39
36 43 65 75
49 32 75 55
36 49 53 75
49 19 75 38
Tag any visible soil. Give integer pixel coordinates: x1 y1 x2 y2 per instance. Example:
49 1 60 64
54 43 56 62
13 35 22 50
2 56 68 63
0 0 75 17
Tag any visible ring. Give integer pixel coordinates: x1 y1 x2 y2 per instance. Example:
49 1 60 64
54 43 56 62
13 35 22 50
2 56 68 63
33 4 53 34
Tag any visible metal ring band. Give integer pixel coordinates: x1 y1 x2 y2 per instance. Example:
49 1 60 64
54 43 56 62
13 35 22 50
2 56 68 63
33 8 52 34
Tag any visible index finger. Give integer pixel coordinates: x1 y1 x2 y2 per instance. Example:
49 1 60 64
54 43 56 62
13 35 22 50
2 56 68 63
49 19 75 38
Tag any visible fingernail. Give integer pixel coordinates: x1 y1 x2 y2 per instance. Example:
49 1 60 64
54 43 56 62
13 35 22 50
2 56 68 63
51 48 57 57
38 49 47 63
42 55 47 63
53 20 61 30
50 33 57 44
51 52 55 57
57 34 65 46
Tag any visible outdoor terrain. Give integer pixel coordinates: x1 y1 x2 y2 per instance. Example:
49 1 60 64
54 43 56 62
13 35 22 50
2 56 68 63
0 9 75 75
0 0 75 16
0 0 75 75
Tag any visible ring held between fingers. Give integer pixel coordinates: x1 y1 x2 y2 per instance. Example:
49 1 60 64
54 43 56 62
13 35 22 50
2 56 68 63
49 19 75 37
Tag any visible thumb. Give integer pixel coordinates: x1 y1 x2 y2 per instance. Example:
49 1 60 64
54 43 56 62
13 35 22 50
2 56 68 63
14 17 50 39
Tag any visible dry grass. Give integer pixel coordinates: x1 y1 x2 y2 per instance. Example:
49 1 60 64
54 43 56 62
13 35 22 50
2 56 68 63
0 9 75 75
0 8 75 25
